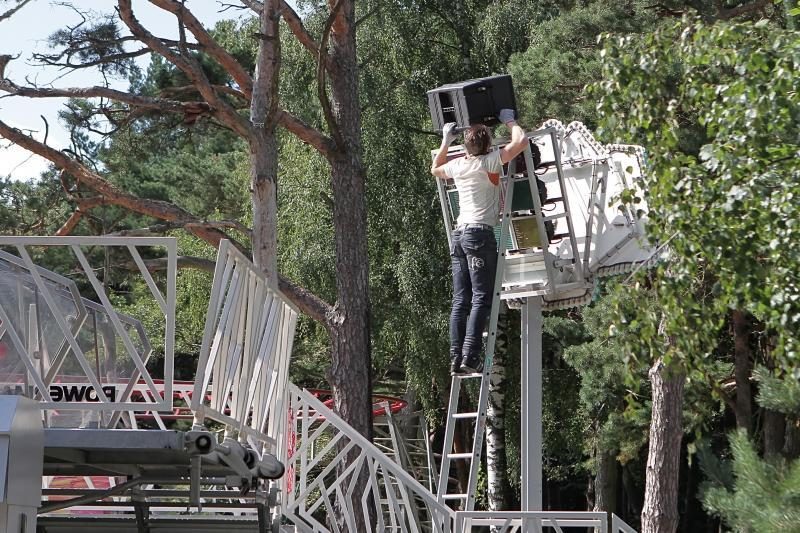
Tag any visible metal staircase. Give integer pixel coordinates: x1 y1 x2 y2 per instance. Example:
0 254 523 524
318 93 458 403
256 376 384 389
436 132 582 511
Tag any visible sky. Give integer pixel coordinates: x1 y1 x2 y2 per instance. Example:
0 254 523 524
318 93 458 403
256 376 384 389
0 0 240 180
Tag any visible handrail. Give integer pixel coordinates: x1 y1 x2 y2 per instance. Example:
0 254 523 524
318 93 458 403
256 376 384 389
284 384 454 533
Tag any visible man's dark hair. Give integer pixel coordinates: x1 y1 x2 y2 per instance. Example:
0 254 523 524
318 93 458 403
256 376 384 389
464 124 491 156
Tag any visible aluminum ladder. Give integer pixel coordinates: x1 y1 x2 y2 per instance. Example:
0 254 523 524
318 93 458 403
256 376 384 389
436 135 581 510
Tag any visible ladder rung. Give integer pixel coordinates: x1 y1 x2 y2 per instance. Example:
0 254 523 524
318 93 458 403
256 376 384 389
453 373 482 380
442 494 468 500
452 412 479 419
447 452 474 460
543 212 567 222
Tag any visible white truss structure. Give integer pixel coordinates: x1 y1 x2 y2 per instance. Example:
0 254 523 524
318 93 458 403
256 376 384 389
191 239 300 454
283 384 453 533
11 238 289 531
0 236 176 413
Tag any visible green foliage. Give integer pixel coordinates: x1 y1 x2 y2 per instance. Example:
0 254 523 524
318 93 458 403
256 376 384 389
111 234 217 379
274 134 336 388
700 430 800 532
510 0 657 127
46 14 139 78
474 0 559 72
562 294 651 466
754 366 800 416
588 14 800 525
100 60 250 221
592 18 800 370
0 172 69 234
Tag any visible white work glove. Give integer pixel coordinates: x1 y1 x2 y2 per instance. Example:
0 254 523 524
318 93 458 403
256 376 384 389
498 108 516 124
442 122 458 146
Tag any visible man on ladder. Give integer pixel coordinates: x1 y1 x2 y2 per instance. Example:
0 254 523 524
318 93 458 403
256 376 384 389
430 109 529 375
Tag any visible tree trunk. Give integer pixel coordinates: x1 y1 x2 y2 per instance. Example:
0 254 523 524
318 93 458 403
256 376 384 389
622 464 642 519
731 310 752 433
326 0 372 529
763 409 785 457
486 306 512 512
641 358 684 533
594 447 619 519
249 0 281 284
783 417 800 460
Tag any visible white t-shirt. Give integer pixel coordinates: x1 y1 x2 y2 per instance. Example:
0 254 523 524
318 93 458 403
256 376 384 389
444 150 502 227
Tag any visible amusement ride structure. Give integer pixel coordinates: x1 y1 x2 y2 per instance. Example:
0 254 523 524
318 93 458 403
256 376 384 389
0 77 654 533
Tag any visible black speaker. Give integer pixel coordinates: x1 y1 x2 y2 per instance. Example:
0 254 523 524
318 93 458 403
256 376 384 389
427 75 517 132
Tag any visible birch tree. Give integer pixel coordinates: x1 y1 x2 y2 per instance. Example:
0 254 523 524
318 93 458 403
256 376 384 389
486 305 514 511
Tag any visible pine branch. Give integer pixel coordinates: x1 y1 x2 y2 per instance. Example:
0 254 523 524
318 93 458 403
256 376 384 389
117 0 251 138
32 37 201 71
160 84 247 102
0 78 211 116
279 0 327 68
117 255 217 272
0 118 227 245
149 0 254 97
317 0 345 151
238 0 263 13
276 109 336 156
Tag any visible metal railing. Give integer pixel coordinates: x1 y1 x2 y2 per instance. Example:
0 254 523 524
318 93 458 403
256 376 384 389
191 240 299 454
0 236 176 413
283 384 453 533
454 511 638 532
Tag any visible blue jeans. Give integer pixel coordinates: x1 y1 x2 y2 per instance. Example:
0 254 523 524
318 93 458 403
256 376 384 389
450 226 497 363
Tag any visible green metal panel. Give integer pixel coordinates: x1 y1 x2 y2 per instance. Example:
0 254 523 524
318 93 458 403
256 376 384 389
511 217 543 249
494 224 515 251
510 179 535 212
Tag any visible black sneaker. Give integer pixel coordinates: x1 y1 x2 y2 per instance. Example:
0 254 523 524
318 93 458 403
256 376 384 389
460 357 484 374
450 356 464 375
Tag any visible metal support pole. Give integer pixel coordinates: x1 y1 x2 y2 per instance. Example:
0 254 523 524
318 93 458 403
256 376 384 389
521 297 543 513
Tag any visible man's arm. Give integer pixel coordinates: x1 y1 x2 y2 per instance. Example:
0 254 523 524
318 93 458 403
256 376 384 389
431 122 458 179
498 109 528 164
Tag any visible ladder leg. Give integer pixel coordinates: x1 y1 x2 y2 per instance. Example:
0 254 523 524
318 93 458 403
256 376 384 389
436 378 463 500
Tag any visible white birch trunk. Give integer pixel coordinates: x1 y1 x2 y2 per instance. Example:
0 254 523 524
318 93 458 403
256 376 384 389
486 306 511 512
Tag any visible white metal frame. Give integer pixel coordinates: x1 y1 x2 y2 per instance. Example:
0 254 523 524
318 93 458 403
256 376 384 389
454 511 637 532
0 236 176 412
191 240 300 453
284 384 454 533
